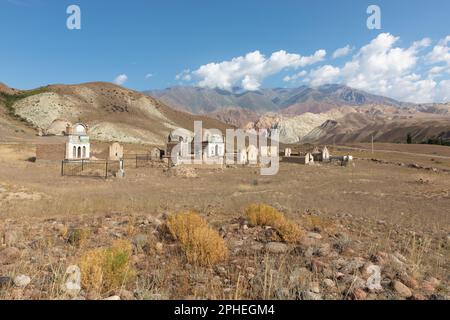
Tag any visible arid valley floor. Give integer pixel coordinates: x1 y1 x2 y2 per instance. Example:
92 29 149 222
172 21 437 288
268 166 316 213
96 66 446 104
0 142 449 300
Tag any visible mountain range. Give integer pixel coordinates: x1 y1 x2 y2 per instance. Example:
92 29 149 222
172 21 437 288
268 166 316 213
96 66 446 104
146 84 407 116
1 81 449 146
147 84 450 144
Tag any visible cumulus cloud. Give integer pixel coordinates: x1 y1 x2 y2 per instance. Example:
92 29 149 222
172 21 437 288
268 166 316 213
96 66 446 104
177 33 450 102
187 49 326 91
303 33 450 103
426 36 450 66
436 80 450 101
113 74 128 85
307 65 341 86
283 70 307 82
175 69 192 82
145 73 153 79
332 45 352 59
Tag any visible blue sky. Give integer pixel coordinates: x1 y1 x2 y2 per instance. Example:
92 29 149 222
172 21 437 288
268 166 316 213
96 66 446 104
1 0 449 102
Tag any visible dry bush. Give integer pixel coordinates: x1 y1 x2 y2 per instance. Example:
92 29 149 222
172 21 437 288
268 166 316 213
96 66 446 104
245 204 303 243
79 239 135 295
79 248 104 294
302 215 336 233
67 228 90 248
246 204 285 227
166 212 228 266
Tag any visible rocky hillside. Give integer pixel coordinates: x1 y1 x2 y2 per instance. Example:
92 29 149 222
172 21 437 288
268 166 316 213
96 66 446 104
147 84 406 116
302 110 450 144
207 107 261 128
0 205 447 300
244 104 450 144
0 82 231 145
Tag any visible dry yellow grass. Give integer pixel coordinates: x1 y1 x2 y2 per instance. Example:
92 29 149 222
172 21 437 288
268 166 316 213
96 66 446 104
245 204 304 243
166 212 228 266
302 215 336 233
79 248 104 294
79 239 135 295
67 228 90 248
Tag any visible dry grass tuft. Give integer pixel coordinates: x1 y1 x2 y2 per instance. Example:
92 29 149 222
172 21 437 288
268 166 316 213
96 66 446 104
245 204 304 243
79 239 135 296
79 248 104 294
302 215 336 233
67 228 90 248
166 212 228 266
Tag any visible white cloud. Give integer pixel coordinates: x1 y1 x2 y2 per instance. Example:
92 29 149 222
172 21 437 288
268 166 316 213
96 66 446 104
436 80 450 102
113 74 128 86
177 34 450 102
175 69 192 82
145 73 153 79
283 70 307 82
332 45 352 59
303 33 450 103
189 49 326 91
426 35 450 66
308 65 340 86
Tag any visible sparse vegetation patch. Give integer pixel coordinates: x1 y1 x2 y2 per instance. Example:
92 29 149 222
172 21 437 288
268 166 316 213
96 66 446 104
166 212 228 266
245 204 304 243
79 239 135 296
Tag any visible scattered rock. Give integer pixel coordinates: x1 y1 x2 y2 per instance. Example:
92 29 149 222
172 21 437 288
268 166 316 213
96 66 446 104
422 277 440 293
393 280 412 298
424 276 440 287
216 266 227 276
309 282 320 294
307 232 322 240
304 246 315 258
265 242 288 254
119 289 134 300
250 243 264 251
310 258 329 273
411 293 426 300
372 251 388 265
352 288 367 300
323 278 336 289
341 257 365 274
301 290 322 300
289 267 311 285
344 275 366 290
14 275 31 288
104 295 121 300
155 242 164 253
245 267 256 274
399 274 418 289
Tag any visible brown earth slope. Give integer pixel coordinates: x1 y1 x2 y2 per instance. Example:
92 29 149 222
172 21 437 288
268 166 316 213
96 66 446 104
303 109 450 144
0 82 232 145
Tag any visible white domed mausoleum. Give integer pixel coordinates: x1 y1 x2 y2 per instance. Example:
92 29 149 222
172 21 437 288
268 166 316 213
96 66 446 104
65 123 90 160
